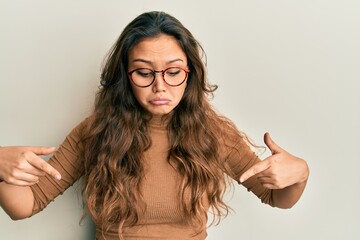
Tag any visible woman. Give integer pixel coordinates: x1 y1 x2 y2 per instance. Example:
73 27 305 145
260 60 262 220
0 11 309 239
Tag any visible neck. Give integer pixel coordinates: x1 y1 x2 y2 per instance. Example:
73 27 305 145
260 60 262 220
149 114 170 129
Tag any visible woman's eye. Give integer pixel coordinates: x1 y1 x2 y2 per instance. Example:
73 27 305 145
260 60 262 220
166 69 180 76
136 70 153 77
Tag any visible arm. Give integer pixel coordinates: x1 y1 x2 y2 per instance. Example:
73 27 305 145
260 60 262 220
240 132 309 209
0 183 34 220
0 146 61 219
0 118 88 220
272 179 308 209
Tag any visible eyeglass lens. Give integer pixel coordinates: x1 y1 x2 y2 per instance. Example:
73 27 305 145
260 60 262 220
130 67 187 87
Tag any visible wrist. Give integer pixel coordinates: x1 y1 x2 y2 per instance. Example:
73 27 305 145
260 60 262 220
299 159 310 184
0 146 3 182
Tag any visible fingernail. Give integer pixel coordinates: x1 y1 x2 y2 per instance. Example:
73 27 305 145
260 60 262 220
55 174 61 180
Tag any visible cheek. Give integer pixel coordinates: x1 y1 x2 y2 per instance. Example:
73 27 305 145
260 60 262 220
174 86 187 104
131 86 146 104
131 85 144 98
180 84 187 97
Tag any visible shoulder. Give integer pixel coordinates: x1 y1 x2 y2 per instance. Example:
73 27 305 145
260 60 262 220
212 116 257 158
214 116 243 145
66 115 94 140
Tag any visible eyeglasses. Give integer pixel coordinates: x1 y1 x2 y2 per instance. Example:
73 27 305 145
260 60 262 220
128 67 190 88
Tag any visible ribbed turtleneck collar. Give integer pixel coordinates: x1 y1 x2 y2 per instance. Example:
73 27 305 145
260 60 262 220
148 115 170 130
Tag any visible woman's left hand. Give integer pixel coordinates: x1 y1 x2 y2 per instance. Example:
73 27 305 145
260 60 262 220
239 132 309 189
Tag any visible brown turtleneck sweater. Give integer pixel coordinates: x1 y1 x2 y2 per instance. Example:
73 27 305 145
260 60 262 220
30 118 272 240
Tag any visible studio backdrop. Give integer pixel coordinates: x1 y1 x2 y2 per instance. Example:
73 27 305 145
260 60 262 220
1 1 359 239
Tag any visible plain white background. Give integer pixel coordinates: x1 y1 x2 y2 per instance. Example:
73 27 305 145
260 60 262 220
1 0 359 239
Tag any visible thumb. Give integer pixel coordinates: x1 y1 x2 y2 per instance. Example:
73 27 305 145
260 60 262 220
26 146 57 156
264 132 283 155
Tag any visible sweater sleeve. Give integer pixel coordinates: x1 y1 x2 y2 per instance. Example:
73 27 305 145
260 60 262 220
221 134 275 207
29 118 88 216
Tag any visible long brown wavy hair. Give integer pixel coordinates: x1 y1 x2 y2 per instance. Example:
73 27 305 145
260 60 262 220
80 11 243 233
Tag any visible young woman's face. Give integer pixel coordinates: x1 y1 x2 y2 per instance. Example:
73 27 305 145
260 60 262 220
128 34 188 117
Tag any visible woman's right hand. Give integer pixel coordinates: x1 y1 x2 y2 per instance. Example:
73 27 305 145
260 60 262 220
0 146 61 186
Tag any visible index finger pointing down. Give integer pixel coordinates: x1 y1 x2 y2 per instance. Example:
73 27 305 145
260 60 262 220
239 160 270 183
26 152 62 180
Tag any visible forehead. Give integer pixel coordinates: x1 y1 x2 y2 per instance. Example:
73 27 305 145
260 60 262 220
128 34 187 64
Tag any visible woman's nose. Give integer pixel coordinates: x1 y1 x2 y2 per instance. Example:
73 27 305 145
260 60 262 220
152 72 166 92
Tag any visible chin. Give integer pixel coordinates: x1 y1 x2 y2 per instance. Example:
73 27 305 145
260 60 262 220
148 108 173 116
151 111 171 116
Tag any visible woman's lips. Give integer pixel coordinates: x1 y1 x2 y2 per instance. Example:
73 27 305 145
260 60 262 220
150 98 171 105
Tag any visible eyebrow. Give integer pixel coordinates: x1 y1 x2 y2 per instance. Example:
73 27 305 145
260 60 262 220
131 58 184 64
